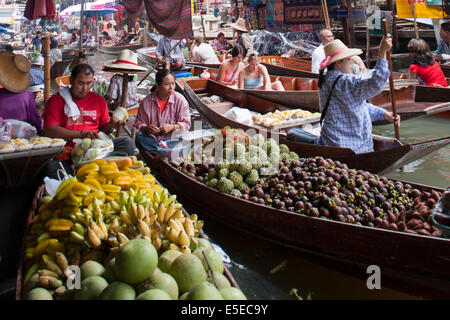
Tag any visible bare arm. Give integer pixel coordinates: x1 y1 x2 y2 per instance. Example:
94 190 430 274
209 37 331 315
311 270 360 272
260 65 271 90
238 69 245 89
217 63 236 86
44 126 99 140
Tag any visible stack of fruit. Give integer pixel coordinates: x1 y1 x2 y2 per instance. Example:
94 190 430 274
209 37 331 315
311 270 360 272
171 129 445 238
22 156 244 300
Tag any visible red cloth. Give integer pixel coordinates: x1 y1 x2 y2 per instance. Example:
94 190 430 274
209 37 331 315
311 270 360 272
24 0 56 20
409 62 448 87
43 92 110 134
157 97 169 114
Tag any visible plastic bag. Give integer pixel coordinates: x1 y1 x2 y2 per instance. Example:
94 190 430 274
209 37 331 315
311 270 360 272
71 132 114 166
224 107 254 125
4 119 37 139
0 118 13 143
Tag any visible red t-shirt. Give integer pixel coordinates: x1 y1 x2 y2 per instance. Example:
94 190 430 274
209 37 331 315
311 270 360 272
409 61 448 87
44 91 110 132
157 97 169 114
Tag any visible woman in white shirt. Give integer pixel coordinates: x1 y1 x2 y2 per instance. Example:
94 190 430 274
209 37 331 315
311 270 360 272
191 36 220 64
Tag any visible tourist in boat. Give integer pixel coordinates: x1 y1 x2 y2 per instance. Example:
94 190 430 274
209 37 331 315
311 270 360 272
213 32 233 55
104 50 142 110
0 52 43 132
43 63 137 155
217 44 245 88
231 17 256 58
134 69 191 155
155 36 189 70
435 21 450 63
49 38 62 68
191 36 221 64
238 52 284 91
408 38 448 87
312 28 366 75
287 36 400 154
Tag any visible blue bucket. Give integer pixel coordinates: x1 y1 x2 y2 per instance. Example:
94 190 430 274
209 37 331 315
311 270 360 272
174 71 193 78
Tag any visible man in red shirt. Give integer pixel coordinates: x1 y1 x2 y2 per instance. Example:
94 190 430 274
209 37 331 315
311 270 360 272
44 63 137 155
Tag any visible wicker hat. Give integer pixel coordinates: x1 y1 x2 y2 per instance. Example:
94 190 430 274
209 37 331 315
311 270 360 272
104 49 147 72
320 39 362 69
232 18 248 32
3 35 11 40
0 51 30 93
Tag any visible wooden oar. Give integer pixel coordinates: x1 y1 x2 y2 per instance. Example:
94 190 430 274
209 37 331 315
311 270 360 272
138 38 185 86
383 20 400 141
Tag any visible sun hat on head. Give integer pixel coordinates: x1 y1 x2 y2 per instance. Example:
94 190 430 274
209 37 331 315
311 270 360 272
31 55 44 66
320 39 362 70
103 49 147 72
231 17 248 33
0 51 31 93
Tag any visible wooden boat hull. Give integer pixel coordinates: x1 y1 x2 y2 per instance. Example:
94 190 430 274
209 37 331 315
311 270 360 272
183 79 450 173
142 150 450 298
98 44 144 55
137 47 158 65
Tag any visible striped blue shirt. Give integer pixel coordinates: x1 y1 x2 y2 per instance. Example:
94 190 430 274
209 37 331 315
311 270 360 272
317 58 389 154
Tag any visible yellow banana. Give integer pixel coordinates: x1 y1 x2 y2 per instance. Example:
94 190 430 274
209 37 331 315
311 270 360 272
157 203 166 223
137 220 151 237
117 232 129 245
178 230 190 247
183 218 195 238
86 228 102 248
120 210 133 226
110 200 121 213
152 237 162 250
55 252 69 272
136 205 146 221
72 223 85 236
168 219 183 235
190 214 198 222
163 202 175 223
165 227 179 245
38 269 60 279
108 217 120 232
41 260 63 276
168 243 181 251
97 214 108 239
195 220 204 230
161 239 171 251
38 276 63 289
88 217 106 240
130 203 138 224
143 215 151 226
180 245 191 254
171 208 184 220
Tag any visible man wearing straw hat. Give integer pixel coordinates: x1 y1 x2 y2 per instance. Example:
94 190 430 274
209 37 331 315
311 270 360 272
287 36 400 154
0 52 43 132
104 50 144 110
43 63 137 156
232 17 256 58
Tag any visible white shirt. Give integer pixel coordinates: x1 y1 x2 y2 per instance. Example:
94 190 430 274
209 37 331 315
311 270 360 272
192 43 220 64
311 43 325 74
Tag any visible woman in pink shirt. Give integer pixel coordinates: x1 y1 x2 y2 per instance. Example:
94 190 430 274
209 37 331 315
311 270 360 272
217 45 245 88
134 69 191 154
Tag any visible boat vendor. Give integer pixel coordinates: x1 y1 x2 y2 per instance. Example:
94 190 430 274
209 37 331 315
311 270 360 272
43 63 137 156
0 52 43 132
435 21 450 63
134 69 191 155
231 17 256 59
213 32 233 55
49 38 62 68
408 38 448 87
191 36 221 64
217 44 245 88
311 28 366 75
104 50 143 110
155 36 190 70
287 36 400 154
238 52 284 91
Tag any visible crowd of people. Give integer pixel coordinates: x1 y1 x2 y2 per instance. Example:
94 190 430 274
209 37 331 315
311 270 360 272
0 18 449 183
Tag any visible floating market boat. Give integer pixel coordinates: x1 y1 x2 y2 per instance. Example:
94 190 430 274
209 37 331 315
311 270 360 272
50 60 73 79
98 43 144 55
259 56 318 79
141 148 450 299
136 47 158 65
183 79 450 174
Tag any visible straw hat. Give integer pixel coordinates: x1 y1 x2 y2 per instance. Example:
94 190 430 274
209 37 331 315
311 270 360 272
3 35 11 40
103 49 147 72
232 18 248 33
0 52 30 93
320 39 362 69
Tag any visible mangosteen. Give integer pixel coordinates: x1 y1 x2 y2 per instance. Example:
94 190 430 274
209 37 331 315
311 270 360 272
250 196 259 203
279 201 286 209
382 201 392 212
317 176 326 186
290 181 298 188
276 184 284 193
281 166 289 174
336 214 346 222
304 202 313 211
282 191 289 198
241 194 250 201
285 173 294 183
319 207 330 217
312 200 320 207
319 194 329 204
196 176 204 183
404 184 412 190
366 221 375 228
301 196 309 203
288 189 298 198
287 207 294 212
285 199 294 207
394 183 404 194
373 207 382 217
293 194 302 202
368 178 377 188
269 178 279 187
280 173 287 181
346 215 356 224
294 201 305 211
188 173 196 179
335 198 343 207
332 206 343 216
307 191 315 199
409 189 421 199
297 181 305 189
241 188 249 195
310 208 320 217
257 198 265 205
273 199 280 207
254 187 265 198
374 193 386 205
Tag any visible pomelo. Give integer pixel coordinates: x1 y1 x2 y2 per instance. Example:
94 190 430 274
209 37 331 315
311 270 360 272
100 282 136 300
168 253 207 293
137 272 179 300
114 239 157 285
158 249 182 273
80 260 105 280
103 258 117 282
187 281 224 300
193 247 224 274
24 287 53 300
207 271 231 289
220 287 247 300
196 238 212 249
178 291 189 300
136 289 172 300
74 276 109 300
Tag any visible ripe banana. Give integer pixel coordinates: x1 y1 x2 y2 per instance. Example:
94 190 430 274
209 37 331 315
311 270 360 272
152 237 162 250
120 210 133 226
117 232 129 245
41 260 63 276
88 217 106 240
97 214 108 239
195 220 204 230
86 228 102 248
137 205 146 221
180 245 191 254
137 220 152 237
178 230 190 247
38 269 60 279
130 203 138 224
70 231 84 244
165 227 179 245
157 203 167 223
171 208 184 220
38 275 63 289
164 202 175 223
55 252 69 272
183 218 195 238
168 243 181 251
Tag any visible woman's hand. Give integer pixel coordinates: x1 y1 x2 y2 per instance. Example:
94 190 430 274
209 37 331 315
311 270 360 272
384 111 401 126
143 125 160 135
159 124 176 134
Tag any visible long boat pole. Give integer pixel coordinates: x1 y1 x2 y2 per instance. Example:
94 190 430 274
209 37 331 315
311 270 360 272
411 0 419 39
383 20 400 141
79 0 85 52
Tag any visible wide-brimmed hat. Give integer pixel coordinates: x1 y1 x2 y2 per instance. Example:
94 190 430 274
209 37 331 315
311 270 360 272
0 52 30 93
3 35 11 40
320 39 362 69
232 18 248 32
31 56 44 66
103 49 147 72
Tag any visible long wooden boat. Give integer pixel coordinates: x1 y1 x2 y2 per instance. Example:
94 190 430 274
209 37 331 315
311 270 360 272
137 47 158 65
183 79 450 174
98 43 144 55
259 55 318 79
182 68 450 121
141 149 450 298
50 59 72 79
16 182 240 299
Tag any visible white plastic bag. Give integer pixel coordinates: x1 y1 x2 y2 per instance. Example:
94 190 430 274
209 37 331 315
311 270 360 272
4 119 37 139
224 107 254 125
